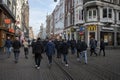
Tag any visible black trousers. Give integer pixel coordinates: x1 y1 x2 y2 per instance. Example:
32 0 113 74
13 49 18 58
35 54 42 67
99 48 105 56
90 48 97 56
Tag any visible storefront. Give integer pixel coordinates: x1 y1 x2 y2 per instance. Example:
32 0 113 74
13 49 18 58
116 27 120 46
100 27 114 46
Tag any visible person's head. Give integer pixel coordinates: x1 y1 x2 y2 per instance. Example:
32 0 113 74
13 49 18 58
15 37 19 40
7 37 10 39
37 37 41 41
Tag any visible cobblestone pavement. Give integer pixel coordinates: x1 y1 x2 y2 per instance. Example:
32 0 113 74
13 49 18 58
0 47 120 80
55 49 120 80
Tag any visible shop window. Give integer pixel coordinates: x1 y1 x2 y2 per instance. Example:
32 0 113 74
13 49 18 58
117 33 120 45
100 32 114 46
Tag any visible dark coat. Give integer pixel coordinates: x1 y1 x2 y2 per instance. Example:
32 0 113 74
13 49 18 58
5 39 12 48
34 40 44 54
31 41 36 53
61 42 69 54
45 41 55 56
100 40 105 49
12 40 21 53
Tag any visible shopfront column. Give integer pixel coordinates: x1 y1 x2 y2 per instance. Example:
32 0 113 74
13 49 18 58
114 27 117 47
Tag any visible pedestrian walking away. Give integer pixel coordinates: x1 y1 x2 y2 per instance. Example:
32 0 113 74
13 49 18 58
61 39 69 67
31 39 36 56
23 39 29 59
99 39 106 56
90 37 97 56
4 37 12 58
34 38 44 69
12 37 21 63
45 38 55 68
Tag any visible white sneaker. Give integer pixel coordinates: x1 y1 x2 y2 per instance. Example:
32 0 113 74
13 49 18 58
65 64 69 67
37 67 40 69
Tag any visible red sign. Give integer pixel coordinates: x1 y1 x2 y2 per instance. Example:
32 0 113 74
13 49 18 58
9 28 15 33
4 19 11 24
79 32 84 35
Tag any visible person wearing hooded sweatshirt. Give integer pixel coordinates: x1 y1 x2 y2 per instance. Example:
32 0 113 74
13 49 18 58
34 38 44 69
45 38 55 68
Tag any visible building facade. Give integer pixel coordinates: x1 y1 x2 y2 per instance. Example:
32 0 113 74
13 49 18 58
83 0 120 46
64 0 75 40
0 0 16 50
53 0 65 39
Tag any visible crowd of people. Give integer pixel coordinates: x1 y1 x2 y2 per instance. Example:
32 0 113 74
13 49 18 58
4 36 106 70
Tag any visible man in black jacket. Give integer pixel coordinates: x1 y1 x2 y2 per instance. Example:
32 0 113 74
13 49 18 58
34 38 44 69
12 37 21 63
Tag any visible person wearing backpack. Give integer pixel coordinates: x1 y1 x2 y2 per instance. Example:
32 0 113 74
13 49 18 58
34 38 44 69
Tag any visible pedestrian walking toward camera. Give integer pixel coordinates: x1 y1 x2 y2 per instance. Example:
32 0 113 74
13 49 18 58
99 39 105 56
79 39 88 64
45 38 55 68
61 40 69 66
12 37 21 63
5 37 12 58
23 39 29 59
90 38 97 56
34 38 44 69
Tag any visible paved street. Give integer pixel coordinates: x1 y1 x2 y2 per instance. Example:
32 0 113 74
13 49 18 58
0 47 120 80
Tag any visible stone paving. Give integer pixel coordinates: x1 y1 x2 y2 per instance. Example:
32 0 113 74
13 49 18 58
0 47 120 80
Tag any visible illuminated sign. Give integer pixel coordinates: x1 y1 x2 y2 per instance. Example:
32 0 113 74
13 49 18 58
87 25 97 31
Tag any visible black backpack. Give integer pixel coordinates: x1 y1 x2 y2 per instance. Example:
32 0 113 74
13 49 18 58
34 42 43 54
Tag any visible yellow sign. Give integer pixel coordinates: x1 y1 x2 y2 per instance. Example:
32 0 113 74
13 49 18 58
87 25 97 31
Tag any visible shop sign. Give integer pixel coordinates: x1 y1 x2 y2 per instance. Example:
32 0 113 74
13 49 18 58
87 25 96 31
102 27 114 30
80 27 84 31
9 28 15 33
4 19 11 24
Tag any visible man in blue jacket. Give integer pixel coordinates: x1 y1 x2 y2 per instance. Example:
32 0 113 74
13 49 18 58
45 38 55 68
5 37 12 58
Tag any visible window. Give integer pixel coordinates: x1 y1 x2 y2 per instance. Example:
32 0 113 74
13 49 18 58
93 10 97 18
89 10 92 19
103 8 113 18
79 10 83 20
88 9 97 20
119 12 120 21
108 9 112 18
103 8 107 18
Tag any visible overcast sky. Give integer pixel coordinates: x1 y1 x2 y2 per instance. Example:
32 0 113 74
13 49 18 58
29 0 59 36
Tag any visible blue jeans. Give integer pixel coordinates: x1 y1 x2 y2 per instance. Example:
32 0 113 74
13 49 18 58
6 47 11 57
14 52 20 62
80 50 87 64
